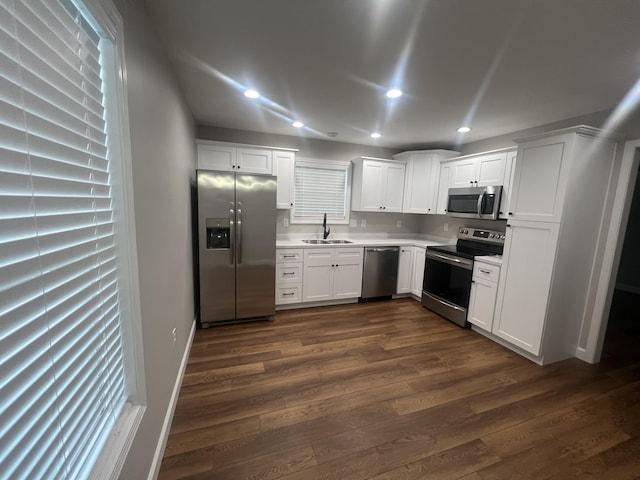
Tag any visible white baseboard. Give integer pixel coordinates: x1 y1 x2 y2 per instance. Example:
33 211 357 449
615 283 640 294
147 319 196 480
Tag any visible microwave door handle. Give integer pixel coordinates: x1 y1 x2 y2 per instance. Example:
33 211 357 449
477 191 485 217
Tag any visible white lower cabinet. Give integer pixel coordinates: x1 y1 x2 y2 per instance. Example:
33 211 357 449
396 246 414 294
493 221 559 355
468 261 501 332
275 248 303 305
411 247 426 297
303 248 364 302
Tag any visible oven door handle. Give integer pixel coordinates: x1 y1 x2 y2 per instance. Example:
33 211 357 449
426 250 473 270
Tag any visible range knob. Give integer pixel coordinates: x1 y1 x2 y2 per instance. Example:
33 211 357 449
489 233 495 238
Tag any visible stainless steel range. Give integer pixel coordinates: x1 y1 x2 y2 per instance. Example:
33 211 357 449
422 226 505 327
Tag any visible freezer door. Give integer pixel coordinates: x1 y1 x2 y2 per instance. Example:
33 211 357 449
197 171 236 323
235 174 277 319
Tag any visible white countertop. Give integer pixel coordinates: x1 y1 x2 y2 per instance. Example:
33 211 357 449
276 235 455 249
475 255 503 266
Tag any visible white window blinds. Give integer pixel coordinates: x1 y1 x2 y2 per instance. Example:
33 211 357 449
292 159 350 224
0 0 127 478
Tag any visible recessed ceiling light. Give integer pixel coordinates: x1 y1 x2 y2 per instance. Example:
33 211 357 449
386 88 403 98
370 132 382 139
457 126 471 133
244 89 260 99
292 121 304 128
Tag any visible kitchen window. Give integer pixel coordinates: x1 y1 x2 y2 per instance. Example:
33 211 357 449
0 0 143 478
290 158 351 224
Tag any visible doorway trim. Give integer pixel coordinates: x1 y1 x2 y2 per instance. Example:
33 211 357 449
578 139 640 363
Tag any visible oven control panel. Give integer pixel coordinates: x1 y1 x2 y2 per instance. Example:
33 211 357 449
458 227 505 244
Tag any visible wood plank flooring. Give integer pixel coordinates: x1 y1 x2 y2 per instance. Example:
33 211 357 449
159 298 640 480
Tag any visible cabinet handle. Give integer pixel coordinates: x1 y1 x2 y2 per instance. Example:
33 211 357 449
506 224 511 228
508 212 513 215
383 206 386 210
469 181 474 184
283 255 296 258
282 272 295 275
282 292 295 296
479 269 492 274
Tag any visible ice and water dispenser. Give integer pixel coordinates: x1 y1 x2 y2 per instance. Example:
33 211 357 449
205 218 230 249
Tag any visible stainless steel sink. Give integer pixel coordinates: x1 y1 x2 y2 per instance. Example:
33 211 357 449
301 239 354 244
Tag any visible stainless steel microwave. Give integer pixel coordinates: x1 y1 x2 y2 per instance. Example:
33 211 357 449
446 185 503 220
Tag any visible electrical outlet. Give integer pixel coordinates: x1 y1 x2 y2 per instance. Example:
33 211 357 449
444 223 449 232
283 217 289 227
171 327 177 345
396 219 402 228
349 219 357 227
361 219 366 228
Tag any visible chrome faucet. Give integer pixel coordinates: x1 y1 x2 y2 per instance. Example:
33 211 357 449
322 213 331 239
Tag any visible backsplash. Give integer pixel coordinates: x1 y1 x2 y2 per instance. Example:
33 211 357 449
276 209 506 239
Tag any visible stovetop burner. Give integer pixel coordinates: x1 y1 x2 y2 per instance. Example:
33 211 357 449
427 226 506 259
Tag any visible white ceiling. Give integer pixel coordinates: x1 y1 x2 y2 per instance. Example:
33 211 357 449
145 0 640 149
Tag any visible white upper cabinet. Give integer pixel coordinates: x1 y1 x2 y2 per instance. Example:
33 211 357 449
436 149 514 215
351 157 406 212
448 151 508 188
196 140 297 209
236 147 272 174
197 143 236 171
393 150 459 214
499 150 517 219
196 140 294 176
507 138 571 222
273 150 295 209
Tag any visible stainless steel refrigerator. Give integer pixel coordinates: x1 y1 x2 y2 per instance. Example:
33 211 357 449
196 170 276 326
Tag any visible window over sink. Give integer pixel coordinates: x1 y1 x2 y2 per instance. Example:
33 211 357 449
290 158 351 224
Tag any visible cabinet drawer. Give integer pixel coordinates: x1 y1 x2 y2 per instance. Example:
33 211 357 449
334 247 364 263
303 248 334 266
276 263 302 283
276 284 302 304
473 261 500 282
277 248 303 263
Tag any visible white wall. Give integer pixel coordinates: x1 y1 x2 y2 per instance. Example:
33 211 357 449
112 1 196 478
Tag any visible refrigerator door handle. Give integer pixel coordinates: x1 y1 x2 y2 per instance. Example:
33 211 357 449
229 203 235 264
237 202 243 264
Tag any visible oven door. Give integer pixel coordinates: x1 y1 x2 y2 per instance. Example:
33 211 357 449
421 250 473 327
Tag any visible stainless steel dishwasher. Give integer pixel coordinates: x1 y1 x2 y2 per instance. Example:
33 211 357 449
361 246 399 298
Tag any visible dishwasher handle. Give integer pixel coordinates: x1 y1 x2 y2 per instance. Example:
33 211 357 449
366 247 399 253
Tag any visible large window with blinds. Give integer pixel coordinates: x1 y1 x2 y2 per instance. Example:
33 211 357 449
0 0 141 478
291 158 351 224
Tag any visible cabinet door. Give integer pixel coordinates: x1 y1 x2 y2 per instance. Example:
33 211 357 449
468 277 497 332
494 221 559 355
359 161 385 211
436 163 452 215
411 247 426 296
403 155 433 214
396 247 414 294
303 263 333 301
450 158 477 188
274 150 295 209
475 152 507 187
383 162 406 211
236 147 273 174
197 144 236 171
333 263 363 299
499 151 517 219
509 139 570 222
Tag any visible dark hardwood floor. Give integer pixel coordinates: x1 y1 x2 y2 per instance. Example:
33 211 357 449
159 298 640 480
